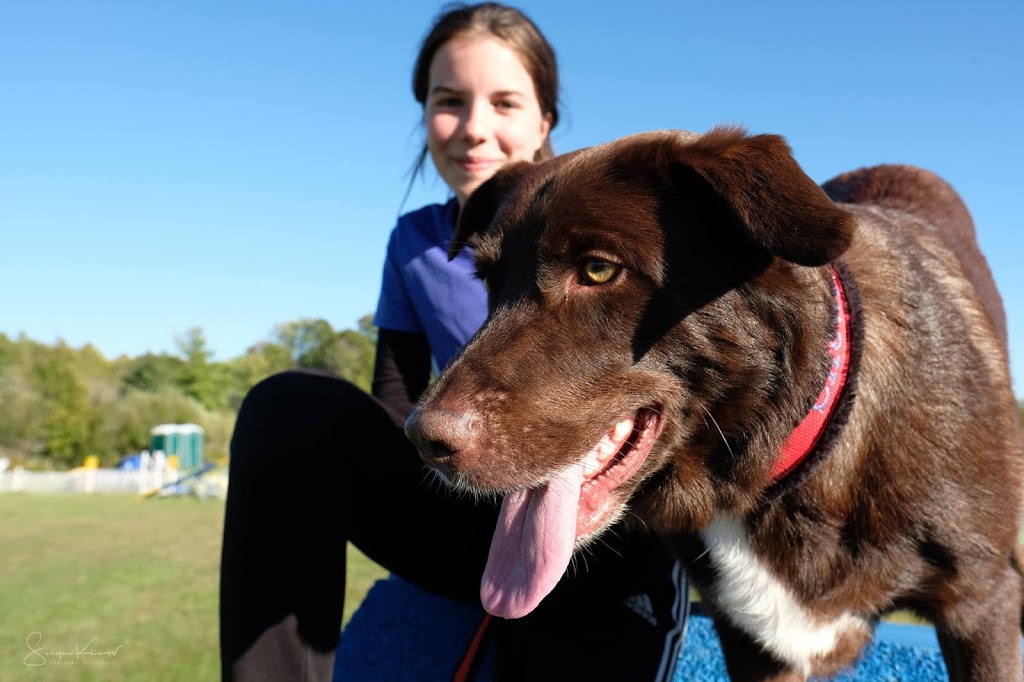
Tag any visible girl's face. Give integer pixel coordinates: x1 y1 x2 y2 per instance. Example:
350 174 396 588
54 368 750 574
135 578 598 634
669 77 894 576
425 36 552 206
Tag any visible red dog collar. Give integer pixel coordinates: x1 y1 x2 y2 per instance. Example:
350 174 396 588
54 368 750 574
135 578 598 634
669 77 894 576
771 266 852 482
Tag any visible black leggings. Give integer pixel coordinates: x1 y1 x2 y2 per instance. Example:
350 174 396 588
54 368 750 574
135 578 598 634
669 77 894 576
220 369 688 681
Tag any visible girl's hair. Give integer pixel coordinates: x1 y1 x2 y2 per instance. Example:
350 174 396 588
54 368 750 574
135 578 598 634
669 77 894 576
407 2 561 186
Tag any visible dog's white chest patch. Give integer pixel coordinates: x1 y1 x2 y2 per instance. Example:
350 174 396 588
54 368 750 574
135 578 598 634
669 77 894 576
700 515 867 675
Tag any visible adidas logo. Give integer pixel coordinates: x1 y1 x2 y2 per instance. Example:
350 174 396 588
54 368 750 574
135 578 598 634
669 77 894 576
623 593 657 627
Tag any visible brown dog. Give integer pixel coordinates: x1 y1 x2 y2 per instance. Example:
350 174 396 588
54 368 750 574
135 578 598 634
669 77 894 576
405 127 1024 680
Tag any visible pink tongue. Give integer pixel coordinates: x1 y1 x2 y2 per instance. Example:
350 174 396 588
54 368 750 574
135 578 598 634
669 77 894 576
480 463 584 619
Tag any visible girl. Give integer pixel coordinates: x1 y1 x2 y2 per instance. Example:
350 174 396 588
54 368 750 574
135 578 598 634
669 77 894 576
219 4 689 680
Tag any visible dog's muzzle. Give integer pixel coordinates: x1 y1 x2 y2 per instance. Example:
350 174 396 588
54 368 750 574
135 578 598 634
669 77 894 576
404 407 480 479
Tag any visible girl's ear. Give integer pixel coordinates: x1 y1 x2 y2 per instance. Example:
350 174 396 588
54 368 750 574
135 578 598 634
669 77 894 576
540 111 553 144
532 112 554 162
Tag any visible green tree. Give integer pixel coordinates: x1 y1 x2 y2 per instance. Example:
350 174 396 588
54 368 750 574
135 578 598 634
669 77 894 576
357 314 378 345
331 328 375 391
175 328 228 411
0 341 44 458
273 317 377 390
122 352 185 392
34 344 94 468
275 318 337 369
0 316 381 468
0 332 13 370
224 341 295 410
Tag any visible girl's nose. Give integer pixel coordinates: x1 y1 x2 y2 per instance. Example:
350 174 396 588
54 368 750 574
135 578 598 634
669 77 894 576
461 100 492 143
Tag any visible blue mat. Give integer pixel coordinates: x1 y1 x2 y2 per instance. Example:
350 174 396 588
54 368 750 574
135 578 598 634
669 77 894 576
334 576 1006 681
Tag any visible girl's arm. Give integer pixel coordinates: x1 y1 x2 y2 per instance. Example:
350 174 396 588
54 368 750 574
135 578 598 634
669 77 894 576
372 328 432 421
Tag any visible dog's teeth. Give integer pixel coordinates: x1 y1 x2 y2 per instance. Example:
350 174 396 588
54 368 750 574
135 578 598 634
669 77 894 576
583 436 614 476
581 418 638 477
612 418 634 444
582 447 606 475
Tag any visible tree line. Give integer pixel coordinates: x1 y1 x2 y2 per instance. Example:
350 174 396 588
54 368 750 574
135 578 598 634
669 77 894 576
3 315 1022 472
0 316 376 470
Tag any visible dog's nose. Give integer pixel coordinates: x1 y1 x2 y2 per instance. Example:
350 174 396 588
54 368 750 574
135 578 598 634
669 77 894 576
404 407 479 473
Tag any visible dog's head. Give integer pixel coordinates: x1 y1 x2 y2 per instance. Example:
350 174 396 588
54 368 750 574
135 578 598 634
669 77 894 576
405 126 854 617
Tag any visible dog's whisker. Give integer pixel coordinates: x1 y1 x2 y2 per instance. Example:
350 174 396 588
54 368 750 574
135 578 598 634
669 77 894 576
623 510 652 536
578 544 594 574
599 527 628 558
699 402 733 458
567 552 580 577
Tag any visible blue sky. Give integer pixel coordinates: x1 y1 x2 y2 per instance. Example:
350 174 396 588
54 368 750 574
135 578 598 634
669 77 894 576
2 1 1022 395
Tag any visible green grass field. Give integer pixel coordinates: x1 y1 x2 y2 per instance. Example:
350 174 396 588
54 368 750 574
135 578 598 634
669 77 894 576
1 492 943 680
0 494 388 681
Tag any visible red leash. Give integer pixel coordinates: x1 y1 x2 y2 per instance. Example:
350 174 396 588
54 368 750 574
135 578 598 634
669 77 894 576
453 612 494 682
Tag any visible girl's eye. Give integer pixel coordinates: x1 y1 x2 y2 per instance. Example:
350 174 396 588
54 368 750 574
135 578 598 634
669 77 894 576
580 260 620 285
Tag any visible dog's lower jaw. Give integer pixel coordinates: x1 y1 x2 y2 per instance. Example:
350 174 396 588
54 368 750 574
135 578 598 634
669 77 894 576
576 406 665 537
478 406 665 619
701 514 873 678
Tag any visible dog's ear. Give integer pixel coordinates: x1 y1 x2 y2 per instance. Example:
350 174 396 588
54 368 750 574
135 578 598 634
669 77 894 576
449 161 532 260
673 127 854 266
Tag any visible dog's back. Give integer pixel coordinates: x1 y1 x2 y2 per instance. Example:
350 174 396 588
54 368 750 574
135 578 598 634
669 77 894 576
823 165 1008 347
826 161 1024 642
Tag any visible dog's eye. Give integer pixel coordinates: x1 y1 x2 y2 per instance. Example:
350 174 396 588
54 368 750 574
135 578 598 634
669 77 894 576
580 259 620 285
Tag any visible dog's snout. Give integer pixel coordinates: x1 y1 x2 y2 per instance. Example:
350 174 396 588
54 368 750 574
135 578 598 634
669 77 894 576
404 407 480 472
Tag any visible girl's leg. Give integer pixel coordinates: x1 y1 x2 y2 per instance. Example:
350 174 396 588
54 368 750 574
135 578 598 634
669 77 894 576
219 369 497 681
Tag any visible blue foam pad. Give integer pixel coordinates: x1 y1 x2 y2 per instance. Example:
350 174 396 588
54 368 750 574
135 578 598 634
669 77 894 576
335 576 1014 681
335 577 495 681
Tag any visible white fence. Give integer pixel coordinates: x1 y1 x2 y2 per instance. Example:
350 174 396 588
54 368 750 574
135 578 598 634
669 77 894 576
0 451 179 495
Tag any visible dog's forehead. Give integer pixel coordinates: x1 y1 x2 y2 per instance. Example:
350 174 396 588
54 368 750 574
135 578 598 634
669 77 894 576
542 130 701 209
495 130 701 258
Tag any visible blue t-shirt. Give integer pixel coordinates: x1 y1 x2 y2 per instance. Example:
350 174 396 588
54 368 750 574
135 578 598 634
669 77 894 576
374 199 488 372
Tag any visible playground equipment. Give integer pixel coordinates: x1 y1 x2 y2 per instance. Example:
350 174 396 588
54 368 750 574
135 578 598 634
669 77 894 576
139 461 216 499
139 457 228 500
